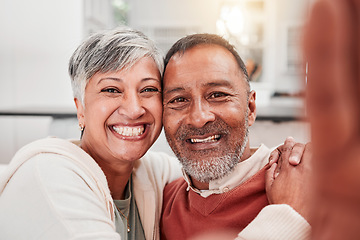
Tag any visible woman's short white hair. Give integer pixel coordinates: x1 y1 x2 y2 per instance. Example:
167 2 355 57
68 26 164 103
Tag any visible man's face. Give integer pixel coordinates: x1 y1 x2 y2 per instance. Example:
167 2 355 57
163 44 256 183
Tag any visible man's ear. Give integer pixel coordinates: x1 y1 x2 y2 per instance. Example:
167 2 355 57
74 98 85 125
247 90 256 126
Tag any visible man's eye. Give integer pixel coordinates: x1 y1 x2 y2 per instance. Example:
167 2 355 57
209 92 228 98
170 97 187 103
101 88 121 93
165 96 189 110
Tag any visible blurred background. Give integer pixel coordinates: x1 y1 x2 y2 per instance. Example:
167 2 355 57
0 0 313 164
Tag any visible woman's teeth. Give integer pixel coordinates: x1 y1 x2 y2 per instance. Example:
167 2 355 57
190 135 220 143
112 125 144 136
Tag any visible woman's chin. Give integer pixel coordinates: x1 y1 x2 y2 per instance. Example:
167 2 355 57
113 146 149 162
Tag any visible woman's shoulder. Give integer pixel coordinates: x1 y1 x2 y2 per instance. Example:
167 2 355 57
15 137 81 156
142 150 177 161
133 151 182 184
0 140 117 239
7 137 89 175
139 151 179 168
1 137 109 194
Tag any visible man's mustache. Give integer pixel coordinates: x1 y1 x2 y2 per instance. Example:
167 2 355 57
175 120 231 141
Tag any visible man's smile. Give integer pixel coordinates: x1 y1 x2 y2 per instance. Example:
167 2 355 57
187 134 221 144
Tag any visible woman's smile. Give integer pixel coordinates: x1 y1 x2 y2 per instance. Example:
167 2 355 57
112 124 145 137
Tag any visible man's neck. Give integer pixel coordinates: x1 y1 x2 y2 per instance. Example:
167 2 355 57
190 144 255 190
191 177 210 190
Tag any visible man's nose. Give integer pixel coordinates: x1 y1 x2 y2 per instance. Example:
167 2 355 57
117 93 146 119
186 99 215 128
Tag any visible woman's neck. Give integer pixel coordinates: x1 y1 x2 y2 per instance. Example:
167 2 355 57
80 142 135 200
104 165 133 200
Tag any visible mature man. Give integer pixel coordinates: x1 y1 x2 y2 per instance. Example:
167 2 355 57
160 34 310 239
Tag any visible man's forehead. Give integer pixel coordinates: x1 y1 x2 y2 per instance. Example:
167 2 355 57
168 44 233 62
164 45 240 77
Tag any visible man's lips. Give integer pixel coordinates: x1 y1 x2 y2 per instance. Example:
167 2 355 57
112 125 145 137
187 134 221 144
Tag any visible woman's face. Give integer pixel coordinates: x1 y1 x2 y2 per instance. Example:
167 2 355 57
75 57 163 165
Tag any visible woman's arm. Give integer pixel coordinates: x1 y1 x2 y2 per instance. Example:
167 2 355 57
0 153 120 240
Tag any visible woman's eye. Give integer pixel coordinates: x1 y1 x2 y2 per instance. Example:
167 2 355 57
141 87 159 93
101 88 121 93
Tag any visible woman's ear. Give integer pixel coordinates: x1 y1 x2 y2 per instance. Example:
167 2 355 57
247 90 256 126
74 98 85 126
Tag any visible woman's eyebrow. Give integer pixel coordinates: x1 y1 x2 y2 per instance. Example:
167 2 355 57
97 77 161 84
141 77 161 83
97 77 123 84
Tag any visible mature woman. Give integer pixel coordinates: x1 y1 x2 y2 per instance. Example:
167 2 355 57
0 27 181 240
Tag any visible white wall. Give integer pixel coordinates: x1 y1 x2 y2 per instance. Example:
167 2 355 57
0 0 311 164
271 0 310 93
0 0 84 163
127 0 222 52
0 0 84 108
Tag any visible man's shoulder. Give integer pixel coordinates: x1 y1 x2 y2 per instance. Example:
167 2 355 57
249 144 272 161
165 177 186 192
163 177 187 200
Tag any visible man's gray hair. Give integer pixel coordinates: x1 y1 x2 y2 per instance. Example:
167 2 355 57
68 27 164 103
164 33 250 89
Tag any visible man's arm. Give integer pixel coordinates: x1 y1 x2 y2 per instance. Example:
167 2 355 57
236 137 312 240
266 138 313 221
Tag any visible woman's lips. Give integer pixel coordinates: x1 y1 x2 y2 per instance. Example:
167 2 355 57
112 125 145 137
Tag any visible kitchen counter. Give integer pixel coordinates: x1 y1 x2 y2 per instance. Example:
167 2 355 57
0 97 306 122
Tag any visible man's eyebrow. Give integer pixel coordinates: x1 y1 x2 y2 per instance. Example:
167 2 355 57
203 80 233 88
164 80 234 94
164 86 185 95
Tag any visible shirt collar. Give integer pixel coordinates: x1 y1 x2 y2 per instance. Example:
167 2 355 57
182 144 271 198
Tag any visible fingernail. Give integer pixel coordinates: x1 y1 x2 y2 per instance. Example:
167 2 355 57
290 156 300 165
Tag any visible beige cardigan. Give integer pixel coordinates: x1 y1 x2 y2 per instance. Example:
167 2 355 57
0 137 182 240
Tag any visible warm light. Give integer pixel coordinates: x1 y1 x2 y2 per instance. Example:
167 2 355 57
217 5 245 36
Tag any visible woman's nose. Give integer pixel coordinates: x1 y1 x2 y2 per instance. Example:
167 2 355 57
117 93 146 119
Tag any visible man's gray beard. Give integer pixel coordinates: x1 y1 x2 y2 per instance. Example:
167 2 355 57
177 123 249 183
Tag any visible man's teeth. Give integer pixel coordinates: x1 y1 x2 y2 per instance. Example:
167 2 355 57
112 126 144 136
190 135 220 143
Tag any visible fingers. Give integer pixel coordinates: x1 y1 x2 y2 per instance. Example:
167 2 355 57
300 142 312 165
282 136 296 151
277 137 296 170
268 149 280 165
265 162 277 195
269 136 296 166
289 143 306 166
277 137 309 166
